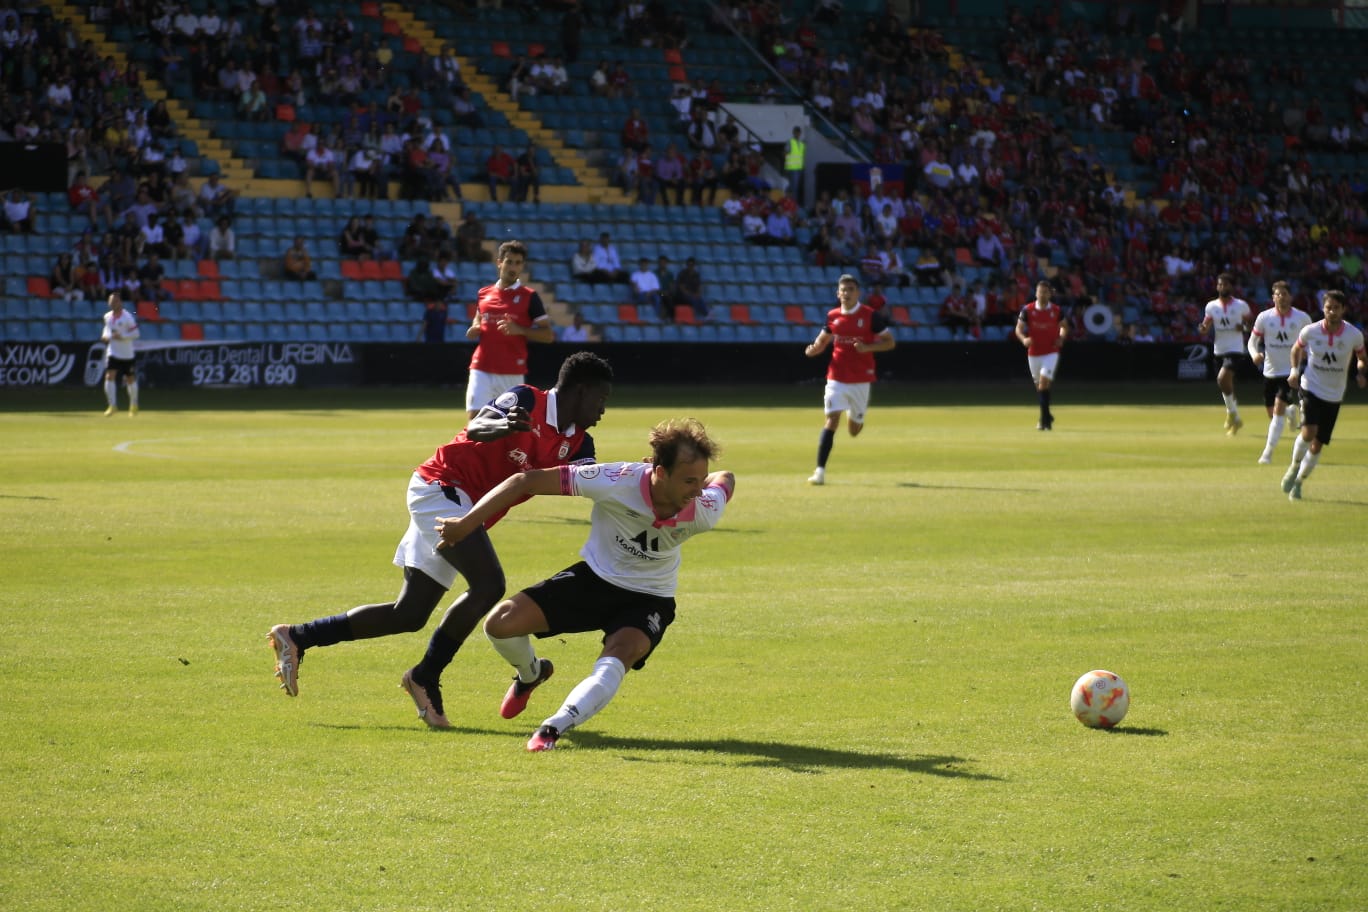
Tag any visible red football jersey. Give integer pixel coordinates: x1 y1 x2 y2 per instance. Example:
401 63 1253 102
415 385 594 528
824 303 889 383
1020 302 1064 356
469 282 547 375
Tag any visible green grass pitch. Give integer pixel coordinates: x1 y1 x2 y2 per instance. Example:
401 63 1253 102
2 383 1365 911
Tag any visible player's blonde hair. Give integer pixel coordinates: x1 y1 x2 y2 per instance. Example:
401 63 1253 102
648 418 719 471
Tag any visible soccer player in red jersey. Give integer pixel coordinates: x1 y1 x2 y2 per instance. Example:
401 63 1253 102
803 273 895 485
267 352 614 729
1015 280 1068 430
464 239 556 420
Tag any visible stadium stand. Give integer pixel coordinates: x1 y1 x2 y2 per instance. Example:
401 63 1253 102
2 0 1365 348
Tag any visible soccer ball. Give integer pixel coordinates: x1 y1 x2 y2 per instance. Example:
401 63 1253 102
1070 670 1129 728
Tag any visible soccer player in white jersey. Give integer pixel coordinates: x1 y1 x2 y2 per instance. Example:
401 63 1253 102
100 292 141 416
434 418 735 751
1198 272 1253 435
1282 290 1367 501
1248 280 1312 464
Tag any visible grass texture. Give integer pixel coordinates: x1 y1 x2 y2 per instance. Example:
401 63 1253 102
1 384 1365 911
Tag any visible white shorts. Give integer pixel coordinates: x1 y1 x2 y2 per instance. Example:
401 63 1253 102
1027 353 1060 383
823 379 871 424
393 472 473 590
465 369 524 412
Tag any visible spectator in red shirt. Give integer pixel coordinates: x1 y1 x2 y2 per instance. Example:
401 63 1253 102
620 107 649 154
68 171 111 228
486 144 515 201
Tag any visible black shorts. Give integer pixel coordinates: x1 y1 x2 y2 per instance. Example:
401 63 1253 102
522 561 676 671
1263 376 1295 409
1213 351 1247 372
106 356 136 378
1300 390 1342 445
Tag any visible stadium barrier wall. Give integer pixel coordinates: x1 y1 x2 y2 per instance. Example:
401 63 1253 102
1 340 1231 389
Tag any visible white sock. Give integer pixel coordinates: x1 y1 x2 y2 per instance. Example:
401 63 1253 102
1285 404 1299 429
486 633 540 683
127 380 139 407
1291 435 1309 465
1265 415 1283 451
542 656 625 734
104 379 116 407
1222 393 1238 416
1297 451 1319 481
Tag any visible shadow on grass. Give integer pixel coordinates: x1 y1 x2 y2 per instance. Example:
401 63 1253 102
895 481 1036 493
566 731 1002 779
313 723 1000 779
1104 726 1168 737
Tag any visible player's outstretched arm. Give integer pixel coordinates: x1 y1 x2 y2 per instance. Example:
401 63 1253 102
435 467 564 548
466 404 532 440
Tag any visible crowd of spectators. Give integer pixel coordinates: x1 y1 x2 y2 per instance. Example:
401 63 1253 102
694 1 1368 340
5 0 1368 342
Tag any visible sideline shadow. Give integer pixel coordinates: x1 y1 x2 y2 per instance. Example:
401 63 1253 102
565 731 1002 780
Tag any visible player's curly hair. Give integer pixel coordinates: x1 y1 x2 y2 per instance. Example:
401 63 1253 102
557 350 614 390
648 418 719 470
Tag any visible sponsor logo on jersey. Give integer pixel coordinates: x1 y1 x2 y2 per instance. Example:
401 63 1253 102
507 448 530 468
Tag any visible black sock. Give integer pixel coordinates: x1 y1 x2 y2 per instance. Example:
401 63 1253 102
413 628 462 683
816 428 834 468
291 613 353 651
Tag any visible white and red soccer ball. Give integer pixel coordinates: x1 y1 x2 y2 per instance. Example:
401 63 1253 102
1070 670 1130 728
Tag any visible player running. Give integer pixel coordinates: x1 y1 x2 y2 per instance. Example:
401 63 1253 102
1281 290 1367 501
1247 280 1312 464
1015 280 1067 430
803 273 895 485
